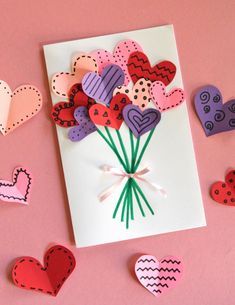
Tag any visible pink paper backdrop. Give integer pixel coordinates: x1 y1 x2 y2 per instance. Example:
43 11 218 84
0 0 235 304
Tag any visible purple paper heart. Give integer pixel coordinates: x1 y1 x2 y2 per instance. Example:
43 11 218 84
82 64 125 105
68 106 96 142
123 104 161 138
194 85 235 136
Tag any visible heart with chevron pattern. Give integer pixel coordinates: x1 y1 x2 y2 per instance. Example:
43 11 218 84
135 255 183 297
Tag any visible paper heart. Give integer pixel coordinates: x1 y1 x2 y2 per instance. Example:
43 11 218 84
51 54 98 98
89 94 131 129
68 106 97 142
12 245 76 296
135 255 183 297
127 51 176 85
51 84 95 127
150 81 185 112
91 39 143 85
0 167 32 204
123 104 161 138
210 170 235 206
194 85 235 136
0 81 42 135
113 78 152 110
82 64 125 104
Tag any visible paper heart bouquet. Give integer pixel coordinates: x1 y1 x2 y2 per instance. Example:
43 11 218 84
44 25 206 247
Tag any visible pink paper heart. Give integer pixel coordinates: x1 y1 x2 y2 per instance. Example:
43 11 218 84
0 167 32 204
91 40 143 85
0 81 42 135
150 81 185 112
135 255 183 297
51 54 98 98
113 78 151 110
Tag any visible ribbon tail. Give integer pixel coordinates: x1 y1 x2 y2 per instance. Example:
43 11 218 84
98 177 126 202
136 177 167 198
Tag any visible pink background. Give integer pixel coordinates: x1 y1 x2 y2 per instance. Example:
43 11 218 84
0 0 235 304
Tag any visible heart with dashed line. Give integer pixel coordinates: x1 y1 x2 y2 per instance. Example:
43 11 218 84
89 94 131 129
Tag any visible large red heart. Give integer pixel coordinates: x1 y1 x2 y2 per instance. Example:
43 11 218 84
51 84 95 127
12 245 76 296
89 94 131 129
127 51 176 85
210 170 235 206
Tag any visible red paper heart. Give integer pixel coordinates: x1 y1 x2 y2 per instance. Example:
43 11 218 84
12 245 76 296
127 51 176 85
210 170 235 206
51 84 95 127
89 94 131 129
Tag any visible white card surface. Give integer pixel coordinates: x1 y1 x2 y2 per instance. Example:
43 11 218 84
43 25 206 248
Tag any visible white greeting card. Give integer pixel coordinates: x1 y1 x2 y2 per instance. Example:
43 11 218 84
43 25 206 248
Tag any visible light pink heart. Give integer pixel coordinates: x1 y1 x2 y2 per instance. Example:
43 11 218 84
51 53 98 98
150 81 185 112
0 167 33 204
91 40 143 85
135 255 183 297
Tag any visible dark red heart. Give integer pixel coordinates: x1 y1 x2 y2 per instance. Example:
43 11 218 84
127 51 176 85
51 83 95 127
210 170 235 206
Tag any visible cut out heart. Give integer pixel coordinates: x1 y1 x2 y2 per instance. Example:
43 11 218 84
127 51 176 85
194 85 235 136
113 78 152 110
0 81 42 135
82 64 125 104
150 81 185 112
0 167 32 204
68 106 97 142
91 39 143 85
210 170 235 206
51 54 98 98
123 104 161 138
12 245 76 296
51 84 95 127
89 94 131 129
135 255 183 297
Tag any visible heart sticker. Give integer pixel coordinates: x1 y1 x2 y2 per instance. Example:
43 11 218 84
0 81 42 135
51 54 98 98
68 106 97 142
82 64 125 104
210 170 235 206
150 81 185 112
12 245 76 296
51 84 95 127
123 104 161 138
0 167 32 204
113 78 152 110
194 85 235 136
135 255 183 297
89 94 131 129
127 51 176 85
91 39 143 85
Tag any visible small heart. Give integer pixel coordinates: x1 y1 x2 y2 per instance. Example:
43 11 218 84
122 104 161 138
89 94 131 129
91 39 143 85
127 51 176 85
51 54 98 98
82 64 125 104
0 167 32 204
0 81 42 135
51 83 95 127
150 81 185 112
210 170 235 206
194 85 235 136
113 78 152 110
135 255 183 297
12 245 76 296
68 106 97 142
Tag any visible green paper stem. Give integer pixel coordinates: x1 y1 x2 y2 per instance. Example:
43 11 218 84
133 136 140 171
132 179 154 215
112 179 129 219
121 181 130 222
129 179 134 220
132 182 146 217
126 188 130 229
116 129 131 173
129 130 135 172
